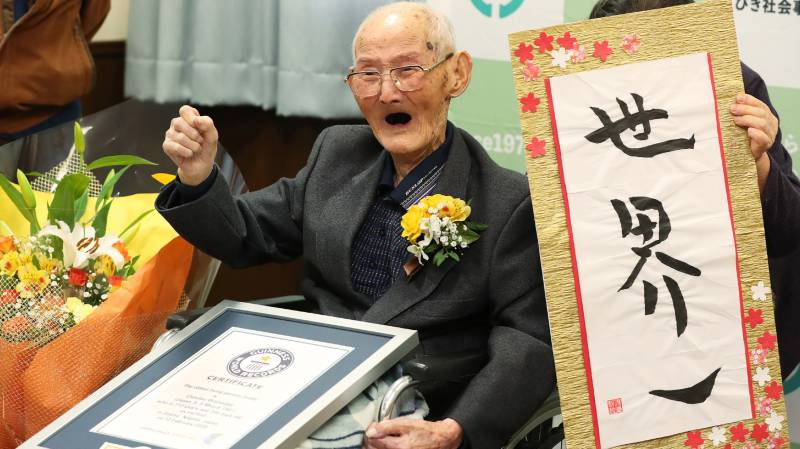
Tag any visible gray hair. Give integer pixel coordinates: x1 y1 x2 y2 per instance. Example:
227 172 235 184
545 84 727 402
352 2 456 63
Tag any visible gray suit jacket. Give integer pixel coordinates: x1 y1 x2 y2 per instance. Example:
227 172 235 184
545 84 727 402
156 125 555 448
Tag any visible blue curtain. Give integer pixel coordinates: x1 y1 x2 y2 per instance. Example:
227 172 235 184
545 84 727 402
125 0 392 118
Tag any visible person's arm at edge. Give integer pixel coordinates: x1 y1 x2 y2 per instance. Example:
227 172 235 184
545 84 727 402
155 127 330 268
741 63 800 258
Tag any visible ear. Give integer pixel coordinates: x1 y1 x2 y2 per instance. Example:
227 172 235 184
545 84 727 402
447 50 472 99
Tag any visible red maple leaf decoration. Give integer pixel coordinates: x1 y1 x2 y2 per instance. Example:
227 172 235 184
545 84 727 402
684 431 704 449
593 40 613 62
744 307 764 329
723 444 732 449
730 422 749 442
758 330 777 351
526 137 547 158
765 380 783 400
520 92 541 113
751 423 769 442
773 435 786 448
557 32 578 50
514 42 534 64
533 32 555 53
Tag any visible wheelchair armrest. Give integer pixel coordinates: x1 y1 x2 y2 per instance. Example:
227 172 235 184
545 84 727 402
379 351 488 421
166 295 306 330
401 351 488 383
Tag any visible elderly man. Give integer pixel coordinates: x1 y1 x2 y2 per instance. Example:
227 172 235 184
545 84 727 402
156 2 555 448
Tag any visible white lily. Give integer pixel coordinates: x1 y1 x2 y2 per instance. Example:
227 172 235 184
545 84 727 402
407 245 429 265
38 221 124 269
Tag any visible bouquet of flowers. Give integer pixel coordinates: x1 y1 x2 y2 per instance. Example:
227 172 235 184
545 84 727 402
0 123 153 345
0 123 195 448
401 194 487 266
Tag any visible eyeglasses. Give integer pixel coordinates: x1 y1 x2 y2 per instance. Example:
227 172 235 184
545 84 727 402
345 53 454 98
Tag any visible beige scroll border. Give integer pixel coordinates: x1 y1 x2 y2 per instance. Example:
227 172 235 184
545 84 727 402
508 1 788 448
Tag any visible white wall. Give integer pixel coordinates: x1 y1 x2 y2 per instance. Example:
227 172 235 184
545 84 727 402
92 0 129 42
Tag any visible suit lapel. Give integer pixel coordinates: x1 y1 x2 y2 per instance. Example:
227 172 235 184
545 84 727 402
318 149 385 297
362 130 472 324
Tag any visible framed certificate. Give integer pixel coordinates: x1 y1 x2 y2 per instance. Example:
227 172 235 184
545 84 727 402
20 300 419 449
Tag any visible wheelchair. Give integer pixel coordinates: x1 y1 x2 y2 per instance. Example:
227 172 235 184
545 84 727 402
153 296 565 449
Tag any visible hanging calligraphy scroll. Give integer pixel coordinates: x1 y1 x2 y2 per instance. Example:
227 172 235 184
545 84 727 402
509 1 790 448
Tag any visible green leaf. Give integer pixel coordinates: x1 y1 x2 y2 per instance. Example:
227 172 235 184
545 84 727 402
48 174 90 228
0 220 13 236
15 170 39 233
0 174 39 232
121 223 140 246
74 188 90 223
450 251 460 262
96 166 130 211
118 209 154 239
124 255 140 276
16 170 36 209
433 251 447 266
73 122 85 157
458 227 481 245
87 155 156 171
91 201 112 237
465 221 488 232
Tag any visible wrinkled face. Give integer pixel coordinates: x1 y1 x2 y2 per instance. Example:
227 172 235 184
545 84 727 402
352 11 451 159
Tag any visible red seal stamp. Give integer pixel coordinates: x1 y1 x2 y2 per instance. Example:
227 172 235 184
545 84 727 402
607 398 623 415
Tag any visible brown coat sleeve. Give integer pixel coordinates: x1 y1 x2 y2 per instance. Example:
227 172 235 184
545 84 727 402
80 0 111 40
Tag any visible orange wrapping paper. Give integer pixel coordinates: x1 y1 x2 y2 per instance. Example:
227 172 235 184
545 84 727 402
0 236 193 447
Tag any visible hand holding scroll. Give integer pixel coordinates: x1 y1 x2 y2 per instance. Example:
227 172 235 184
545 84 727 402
730 92 778 194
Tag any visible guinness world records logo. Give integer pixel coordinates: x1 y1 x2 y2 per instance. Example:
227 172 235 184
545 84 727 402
227 348 294 378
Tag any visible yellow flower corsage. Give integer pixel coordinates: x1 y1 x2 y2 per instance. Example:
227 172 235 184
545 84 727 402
400 194 487 266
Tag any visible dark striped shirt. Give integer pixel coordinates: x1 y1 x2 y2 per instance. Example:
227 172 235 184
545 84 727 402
350 122 453 300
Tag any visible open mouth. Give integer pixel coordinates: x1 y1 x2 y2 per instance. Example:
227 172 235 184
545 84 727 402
385 112 412 126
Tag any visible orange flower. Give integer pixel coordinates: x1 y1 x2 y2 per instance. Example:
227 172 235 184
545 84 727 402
2 315 32 335
112 241 131 263
0 236 15 254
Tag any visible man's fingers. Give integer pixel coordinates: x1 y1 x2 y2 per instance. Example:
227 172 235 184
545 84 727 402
369 419 413 437
179 105 199 125
162 148 184 167
736 92 769 111
168 129 201 152
748 127 772 154
163 140 194 159
731 103 768 119
172 118 203 143
194 115 215 133
732 113 767 133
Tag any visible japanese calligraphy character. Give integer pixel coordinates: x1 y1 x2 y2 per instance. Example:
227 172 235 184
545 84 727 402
585 93 696 157
612 197 719 405
778 0 791 13
736 0 748 9
751 0 761 11
763 0 776 12
650 368 722 404
611 196 701 337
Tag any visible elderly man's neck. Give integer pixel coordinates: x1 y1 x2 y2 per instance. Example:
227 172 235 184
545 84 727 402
390 135 446 186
